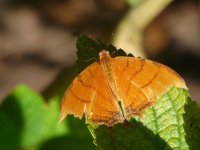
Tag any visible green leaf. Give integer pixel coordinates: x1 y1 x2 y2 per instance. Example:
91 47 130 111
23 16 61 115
183 97 200 149
39 116 95 150
76 36 200 150
0 85 96 150
88 120 173 150
0 110 19 150
138 87 189 149
0 85 68 149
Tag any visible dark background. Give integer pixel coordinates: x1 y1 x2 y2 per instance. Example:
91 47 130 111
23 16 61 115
0 1 199 149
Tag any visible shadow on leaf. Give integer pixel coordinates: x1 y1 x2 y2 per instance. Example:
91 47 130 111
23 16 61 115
89 119 173 150
183 97 200 149
0 94 23 150
76 35 133 73
39 116 95 150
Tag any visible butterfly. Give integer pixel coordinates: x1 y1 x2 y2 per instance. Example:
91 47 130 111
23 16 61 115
59 50 187 126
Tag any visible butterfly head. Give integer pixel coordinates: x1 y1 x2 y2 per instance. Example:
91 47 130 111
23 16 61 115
99 50 110 60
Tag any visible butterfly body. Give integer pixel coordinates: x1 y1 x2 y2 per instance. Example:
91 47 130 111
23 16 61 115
59 50 186 126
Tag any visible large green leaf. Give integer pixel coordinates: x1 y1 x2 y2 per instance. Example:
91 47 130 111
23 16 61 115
0 85 96 150
0 85 68 149
76 36 200 150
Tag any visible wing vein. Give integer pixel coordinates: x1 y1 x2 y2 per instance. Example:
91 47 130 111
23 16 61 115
140 65 160 88
129 80 150 102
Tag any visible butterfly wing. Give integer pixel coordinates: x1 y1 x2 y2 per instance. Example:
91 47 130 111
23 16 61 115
59 63 97 122
111 57 187 119
59 62 123 126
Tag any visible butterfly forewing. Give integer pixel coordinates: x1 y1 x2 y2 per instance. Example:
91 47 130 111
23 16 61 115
59 63 97 122
110 57 186 119
60 62 123 126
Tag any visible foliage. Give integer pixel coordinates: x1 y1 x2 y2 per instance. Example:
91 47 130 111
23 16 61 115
76 35 133 72
0 36 199 150
89 88 190 150
0 85 95 150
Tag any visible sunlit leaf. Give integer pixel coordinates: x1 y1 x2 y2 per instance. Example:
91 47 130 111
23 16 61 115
76 36 200 150
0 85 68 149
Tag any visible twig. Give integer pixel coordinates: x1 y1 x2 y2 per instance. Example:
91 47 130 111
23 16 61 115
113 0 172 57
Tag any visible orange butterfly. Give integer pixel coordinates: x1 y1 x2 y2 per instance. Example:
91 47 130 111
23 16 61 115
59 50 187 126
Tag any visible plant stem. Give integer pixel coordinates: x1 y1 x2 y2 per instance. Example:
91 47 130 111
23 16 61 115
109 127 117 150
113 0 172 57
